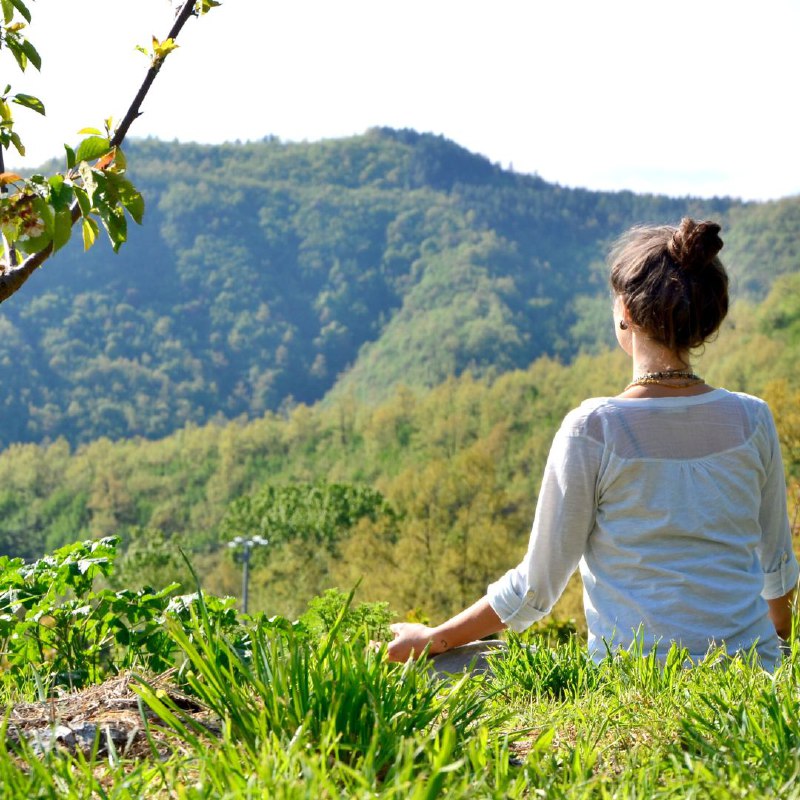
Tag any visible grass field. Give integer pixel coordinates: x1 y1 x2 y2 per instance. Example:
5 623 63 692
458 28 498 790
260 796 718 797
2 541 799 799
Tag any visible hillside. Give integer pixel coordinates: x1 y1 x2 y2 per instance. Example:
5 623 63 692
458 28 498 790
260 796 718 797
1 275 799 620
1 128 798 446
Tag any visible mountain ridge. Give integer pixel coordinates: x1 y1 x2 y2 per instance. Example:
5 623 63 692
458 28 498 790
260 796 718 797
1 129 797 446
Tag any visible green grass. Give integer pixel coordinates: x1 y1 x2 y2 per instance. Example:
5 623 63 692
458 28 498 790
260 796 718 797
2 543 799 797
3 620 800 797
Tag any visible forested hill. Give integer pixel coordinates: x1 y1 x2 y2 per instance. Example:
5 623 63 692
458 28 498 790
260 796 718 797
2 128 798 447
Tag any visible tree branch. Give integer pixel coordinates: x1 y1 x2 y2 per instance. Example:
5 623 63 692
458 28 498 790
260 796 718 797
111 1 199 148
0 1 204 305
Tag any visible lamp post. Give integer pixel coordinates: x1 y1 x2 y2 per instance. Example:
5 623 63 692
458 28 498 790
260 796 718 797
227 535 269 614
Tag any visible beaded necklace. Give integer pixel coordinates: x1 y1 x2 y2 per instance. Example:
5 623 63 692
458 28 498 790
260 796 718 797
625 369 704 392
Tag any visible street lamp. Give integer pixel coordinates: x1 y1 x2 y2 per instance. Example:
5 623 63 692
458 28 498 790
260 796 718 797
227 535 269 614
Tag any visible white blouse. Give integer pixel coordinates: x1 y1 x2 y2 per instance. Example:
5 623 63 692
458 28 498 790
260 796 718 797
487 389 799 670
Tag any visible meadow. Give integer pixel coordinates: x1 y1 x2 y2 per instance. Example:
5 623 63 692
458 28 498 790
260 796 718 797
2 538 799 799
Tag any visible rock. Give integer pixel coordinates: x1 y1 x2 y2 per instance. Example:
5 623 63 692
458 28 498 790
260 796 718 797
429 639 508 678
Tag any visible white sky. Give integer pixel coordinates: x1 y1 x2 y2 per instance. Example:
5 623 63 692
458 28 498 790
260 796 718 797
6 0 800 200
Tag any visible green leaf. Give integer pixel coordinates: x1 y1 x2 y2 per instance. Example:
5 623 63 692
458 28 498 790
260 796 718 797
20 39 40 71
64 144 76 170
1 0 13 24
11 92 44 115
113 147 127 170
8 38 28 71
33 196 54 237
73 185 91 218
9 130 24 156
16 230 52 255
106 173 144 224
10 0 31 23
78 162 99 203
52 210 72 252
123 190 144 225
74 135 110 163
0 215 20 242
100 205 127 252
47 174 63 190
77 127 103 136
81 217 99 250
48 174 73 211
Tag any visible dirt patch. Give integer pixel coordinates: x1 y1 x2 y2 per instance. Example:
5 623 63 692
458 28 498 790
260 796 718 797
5 670 218 759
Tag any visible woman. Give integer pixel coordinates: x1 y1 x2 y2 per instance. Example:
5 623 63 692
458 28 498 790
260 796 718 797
386 218 798 671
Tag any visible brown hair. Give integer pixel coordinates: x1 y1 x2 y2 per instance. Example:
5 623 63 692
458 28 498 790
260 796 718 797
609 218 729 352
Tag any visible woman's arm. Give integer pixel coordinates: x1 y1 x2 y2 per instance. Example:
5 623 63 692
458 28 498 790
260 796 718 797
386 596 506 662
768 587 795 641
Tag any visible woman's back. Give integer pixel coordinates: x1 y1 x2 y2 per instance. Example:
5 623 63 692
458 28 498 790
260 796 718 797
573 389 794 668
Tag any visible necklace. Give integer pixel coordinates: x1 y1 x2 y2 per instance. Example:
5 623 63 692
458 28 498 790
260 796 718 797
625 369 704 391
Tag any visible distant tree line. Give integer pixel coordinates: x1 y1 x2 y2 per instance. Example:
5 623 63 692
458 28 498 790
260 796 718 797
1 282 798 623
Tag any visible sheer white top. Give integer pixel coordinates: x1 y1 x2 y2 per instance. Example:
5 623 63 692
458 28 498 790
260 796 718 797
487 389 798 670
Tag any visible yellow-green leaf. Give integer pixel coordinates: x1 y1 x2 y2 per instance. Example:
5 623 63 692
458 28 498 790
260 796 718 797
9 131 24 156
81 217 99 250
152 36 179 63
53 210 72 252
196 0 221 14
75 135 111 163
73 185 91 218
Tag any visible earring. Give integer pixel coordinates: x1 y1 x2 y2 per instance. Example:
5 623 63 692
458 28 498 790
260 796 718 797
619 320 628 331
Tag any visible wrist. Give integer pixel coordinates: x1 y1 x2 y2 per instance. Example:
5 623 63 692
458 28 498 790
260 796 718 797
428 626 450 655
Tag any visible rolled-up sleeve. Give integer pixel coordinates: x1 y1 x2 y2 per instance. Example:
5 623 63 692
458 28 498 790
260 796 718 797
487 419 602 631
757 405 799 599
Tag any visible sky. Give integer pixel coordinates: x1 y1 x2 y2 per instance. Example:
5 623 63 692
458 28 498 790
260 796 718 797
7 0 800 201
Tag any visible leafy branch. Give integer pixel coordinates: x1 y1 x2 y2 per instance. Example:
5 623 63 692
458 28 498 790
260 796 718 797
0 0 220 304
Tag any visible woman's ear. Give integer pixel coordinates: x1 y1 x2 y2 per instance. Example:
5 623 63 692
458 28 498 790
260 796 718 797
613 295 628 325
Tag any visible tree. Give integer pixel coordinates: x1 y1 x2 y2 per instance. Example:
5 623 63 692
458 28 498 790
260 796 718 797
0 0 220 304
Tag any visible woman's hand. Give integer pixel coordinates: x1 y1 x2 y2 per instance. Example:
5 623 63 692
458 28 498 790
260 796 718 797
385 622 446 662
383 597 505 663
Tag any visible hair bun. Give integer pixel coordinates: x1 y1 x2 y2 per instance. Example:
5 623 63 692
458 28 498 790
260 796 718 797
667 217 723 272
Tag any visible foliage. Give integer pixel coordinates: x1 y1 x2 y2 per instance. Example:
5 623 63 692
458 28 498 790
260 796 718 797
298 587 394 644
108 526 196 591
0 131 797 446
221 481 397 553
1 311 799 624
141 592 492 780
757 272 800 346
0 536 241 691
724 197 800 297
490 633 601 700
0 0 218 300
1 565 799 797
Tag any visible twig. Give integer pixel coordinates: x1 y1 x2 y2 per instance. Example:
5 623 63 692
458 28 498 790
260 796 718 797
111 1 199 148
0 1 203 304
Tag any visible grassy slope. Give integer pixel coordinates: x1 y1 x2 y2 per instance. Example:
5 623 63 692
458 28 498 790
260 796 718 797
2 601 799 799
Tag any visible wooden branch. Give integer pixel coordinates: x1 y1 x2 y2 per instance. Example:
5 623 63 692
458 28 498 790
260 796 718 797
0 247 46 302
0 0 204 305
